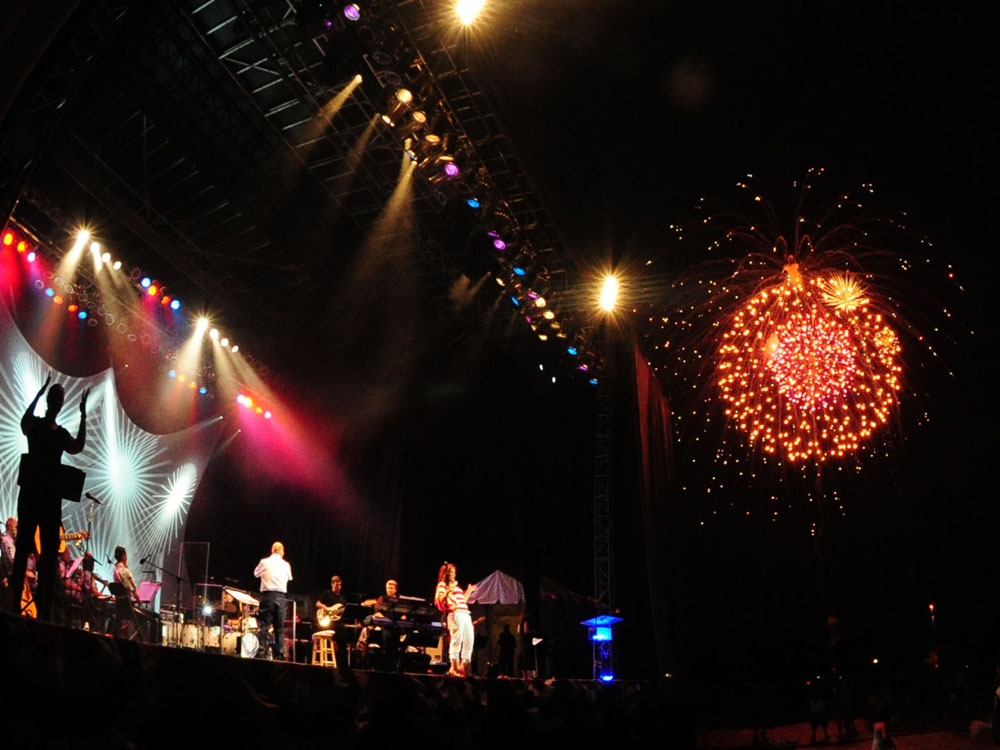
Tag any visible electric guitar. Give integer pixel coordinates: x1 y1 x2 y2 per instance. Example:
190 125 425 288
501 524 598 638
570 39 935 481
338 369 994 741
34 526 90 555
316 602 345 629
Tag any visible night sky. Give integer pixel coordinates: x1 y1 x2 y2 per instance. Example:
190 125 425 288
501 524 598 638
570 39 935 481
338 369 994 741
3 0 996 685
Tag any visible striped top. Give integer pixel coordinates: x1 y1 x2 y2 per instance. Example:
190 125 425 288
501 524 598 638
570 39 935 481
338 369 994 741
435 581 469 613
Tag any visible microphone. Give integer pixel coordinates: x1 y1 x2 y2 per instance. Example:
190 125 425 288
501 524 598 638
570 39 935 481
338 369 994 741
85 492 103 504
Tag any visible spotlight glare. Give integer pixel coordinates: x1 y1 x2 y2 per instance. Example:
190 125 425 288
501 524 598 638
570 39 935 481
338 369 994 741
396 88 413 104
199 387 207 395
2 232 13 246
196 318 209 333
170 299 181 311
443 162 460 177
230 345 239 353
543 310 555 320
75 230 90 246
264 411 272 419
46 288 55 297
27 251 36 262
147 285 158 296
456 0 485 24
101 252 110 263
493 238 506 251
354 73 363 83
599 275 620 311
220 337 229 347
343 3 360 21
466 198 480 209
209 328 219 340
68 304 78 312
513 267 526 276
590 378 599 386
17 240 27 253
534 297 546 308
78 311 87 320
567 346 578 356
90 241 101 255
140 277 151 288
168 370 177 378
112 260 122 271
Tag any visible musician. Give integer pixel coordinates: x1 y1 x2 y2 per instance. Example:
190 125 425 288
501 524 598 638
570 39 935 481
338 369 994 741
1 517 15 593
112 546 140 638
357 579 404 667
315 574 346 627
254 541 292 660
434 563 477 677
8 376 89 620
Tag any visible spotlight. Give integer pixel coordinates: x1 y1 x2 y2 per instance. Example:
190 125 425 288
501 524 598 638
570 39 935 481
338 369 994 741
17 240 27 253
27 251 37 262
220 337 229 347
456 0 485 25
236 394 246 405
209 328 219 340
75 230 90 245
147 285 158 296
589 378 599 386
599 275 619 311
264 411 272 419
493 238 506 251
202 604 213 617
2 232 13 246
511 297 520 307
512 267 526 276
543 310 555 320
112 260 122 270
199 387 208 395
343 3 360 21
161 296 171 306
231 345 239 353
534 296 547 308
90 241 101 255
196 318 209 333
170 299 181 311
168 370 177 378
45 288 55 297
567 346 578 356
443 162 460 177
396 88 413 104
68 304 78 312
78 311 88 320
101 252 111 264
467 198 480 209
140 277 151 288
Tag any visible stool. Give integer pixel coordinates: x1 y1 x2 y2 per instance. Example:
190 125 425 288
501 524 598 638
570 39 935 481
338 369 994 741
312 630 337 667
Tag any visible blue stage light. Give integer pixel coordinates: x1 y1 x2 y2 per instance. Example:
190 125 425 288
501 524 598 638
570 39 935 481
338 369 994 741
77 311 87 320
140 277 151 288
170 299 181 311
512 267 526 276
511 297 520 307
168 370 176 378
600 673 614 682
466 198 480 208
567 346 578 356
198 387 208 395
45 288 54 297
589 378 599 386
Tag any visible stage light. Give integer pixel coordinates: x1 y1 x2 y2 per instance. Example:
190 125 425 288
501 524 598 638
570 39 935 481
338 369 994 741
188 382 197 390
538 334 548 341
75 229 90 246
534 297 546 308
577 363 589 371
397 88 413 104
196 318 209 334
68 304 78 312
567 346 578 356
27 251 36 262
512 267 526 276
511 297 520 307
113 260 122 271
177 373 185 382
467 198 480 209
17 240 27 253
45 288 55 297
600 673 614 683
209 328 219 340
90 241 101 255
147 285 158 296
456 0 485 25
220 337 229 347
161 296 171 306
168 370 177 378
495 276 505 287
236 394 245 405
170 299 181 311
78 311 88 320
2 232 12 246
493 238 506 251
599 275 619 311
53 296 63 304
101 252 110 263
230 345 238 353
256 407 263 414
354 73 363 83
543 310 555 320
199 387 207 395
443 162 460 177
264 411 272 419
202 604 213 617
343 3 360 21
589 378 599 385
141 277 151 288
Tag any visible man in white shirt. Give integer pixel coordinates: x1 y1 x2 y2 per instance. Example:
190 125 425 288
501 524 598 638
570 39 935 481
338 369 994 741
254 541 292 660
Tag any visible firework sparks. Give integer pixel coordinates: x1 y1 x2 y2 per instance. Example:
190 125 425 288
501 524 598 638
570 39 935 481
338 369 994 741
718 265 902 462
820 273 869 312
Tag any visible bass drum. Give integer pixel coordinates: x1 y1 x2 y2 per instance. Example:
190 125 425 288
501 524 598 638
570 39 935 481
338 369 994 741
203 625 221 649
240 632 259 659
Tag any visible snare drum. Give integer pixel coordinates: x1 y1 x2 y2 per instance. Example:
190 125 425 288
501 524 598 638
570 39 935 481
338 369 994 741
181 623 201 649
242 615 258 633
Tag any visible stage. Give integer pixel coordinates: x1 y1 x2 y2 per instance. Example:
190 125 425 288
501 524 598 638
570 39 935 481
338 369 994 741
0 611 690 748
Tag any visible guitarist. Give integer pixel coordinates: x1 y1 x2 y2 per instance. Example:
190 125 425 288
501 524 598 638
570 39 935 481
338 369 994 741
8 376 89 620
315 575 346 630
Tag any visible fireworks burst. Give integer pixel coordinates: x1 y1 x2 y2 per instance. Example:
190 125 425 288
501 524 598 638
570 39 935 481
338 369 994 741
636 170 961 525
718 263 902 462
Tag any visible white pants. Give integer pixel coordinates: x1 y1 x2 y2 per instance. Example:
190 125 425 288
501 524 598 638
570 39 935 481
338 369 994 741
447 610 474 662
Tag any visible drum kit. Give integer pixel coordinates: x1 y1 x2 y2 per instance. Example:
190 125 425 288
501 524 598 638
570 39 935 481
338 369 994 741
162 586 262 658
